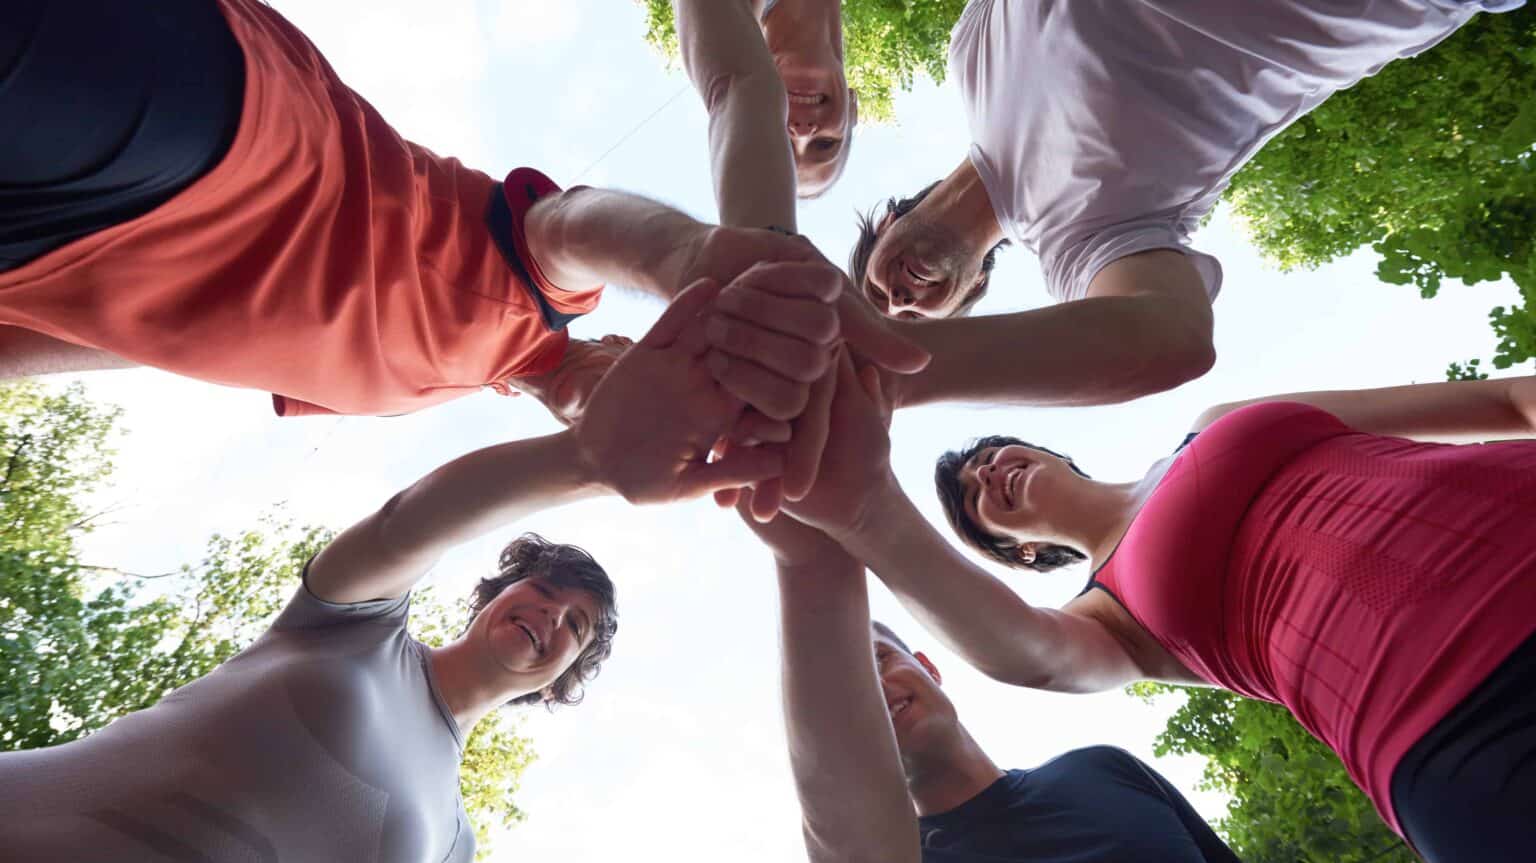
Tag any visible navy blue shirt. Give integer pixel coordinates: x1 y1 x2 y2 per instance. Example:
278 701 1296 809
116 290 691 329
919 746 1241 862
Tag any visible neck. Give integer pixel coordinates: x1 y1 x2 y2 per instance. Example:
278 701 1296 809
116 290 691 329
427 638 523 735
904 723 1005 817
917 159 1007 251
1076 479 1153 568
761 0 843 62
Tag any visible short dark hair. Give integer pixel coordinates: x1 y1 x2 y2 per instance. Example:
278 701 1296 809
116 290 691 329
848 181 1009 317
871 620 912 655
466 533 618 709
933 435 1090 572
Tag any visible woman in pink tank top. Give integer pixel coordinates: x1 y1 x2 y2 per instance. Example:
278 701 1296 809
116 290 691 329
777 371 1536 863
924 375 1536 863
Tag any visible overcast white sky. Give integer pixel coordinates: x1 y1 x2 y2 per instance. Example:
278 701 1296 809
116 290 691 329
58 1 1529 860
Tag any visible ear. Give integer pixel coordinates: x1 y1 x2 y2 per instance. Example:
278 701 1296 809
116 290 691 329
1016 544 1038 566
914 651 943 685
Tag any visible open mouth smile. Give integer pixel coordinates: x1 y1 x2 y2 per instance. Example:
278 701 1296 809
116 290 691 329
512 617 544 654
787 90 827 106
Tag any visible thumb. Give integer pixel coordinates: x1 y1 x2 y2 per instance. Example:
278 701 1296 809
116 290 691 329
675 446 784 499
838 292 930 374
641 279 723 350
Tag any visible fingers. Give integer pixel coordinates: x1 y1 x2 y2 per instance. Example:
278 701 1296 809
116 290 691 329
781 361 835 502
749 478 784 522
726 260 845 303
715 283 839 345
705 313 833 383
676 445 783 499
837 291 931 374
714 487 742 508
856 363 894 432
729 410 793 446
641 279 722 350
705 350 812 421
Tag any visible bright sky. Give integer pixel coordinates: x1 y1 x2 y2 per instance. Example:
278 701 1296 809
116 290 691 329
61 1 1526 860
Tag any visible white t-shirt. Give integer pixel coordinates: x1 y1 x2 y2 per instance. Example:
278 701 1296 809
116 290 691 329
949 0 1514 303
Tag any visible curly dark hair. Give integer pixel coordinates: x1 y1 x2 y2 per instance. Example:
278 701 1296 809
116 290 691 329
848 181 1009 317
933 435 1090 572
466 533 618 709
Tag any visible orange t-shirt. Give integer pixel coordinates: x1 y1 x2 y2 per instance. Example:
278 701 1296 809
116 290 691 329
0 0 601 417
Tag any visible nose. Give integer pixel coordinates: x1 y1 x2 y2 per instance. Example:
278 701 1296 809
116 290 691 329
977 462 995 487
788 118 819 136
888 283 916 311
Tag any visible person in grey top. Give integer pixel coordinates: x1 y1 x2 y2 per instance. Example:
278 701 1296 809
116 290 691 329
0 278 832 863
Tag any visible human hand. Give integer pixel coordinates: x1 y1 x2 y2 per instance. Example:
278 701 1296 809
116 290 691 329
734 488 846 570
572 280 785 504
778 348 899 538
700 257 925 508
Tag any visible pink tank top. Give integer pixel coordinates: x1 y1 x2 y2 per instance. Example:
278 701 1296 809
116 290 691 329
1092 401 1536 835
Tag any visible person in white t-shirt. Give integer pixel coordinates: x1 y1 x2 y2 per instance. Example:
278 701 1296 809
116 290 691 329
842 0 1521 411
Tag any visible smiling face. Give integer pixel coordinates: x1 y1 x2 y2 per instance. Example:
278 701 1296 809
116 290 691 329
784 70 856 197
859 209 987 319
873 630 960 759
957 443 1091 551
466 576 601 697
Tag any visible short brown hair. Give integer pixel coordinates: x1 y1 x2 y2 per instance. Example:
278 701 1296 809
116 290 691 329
467 533 618 709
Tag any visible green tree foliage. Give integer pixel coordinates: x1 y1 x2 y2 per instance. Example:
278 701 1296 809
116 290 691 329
1130 683 1412 863
1224 9 1536 373
638 0 968 122
0 381 533 860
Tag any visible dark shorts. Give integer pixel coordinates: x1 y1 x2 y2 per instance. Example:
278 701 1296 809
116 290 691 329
0 0 244 271
1391 629 1536 863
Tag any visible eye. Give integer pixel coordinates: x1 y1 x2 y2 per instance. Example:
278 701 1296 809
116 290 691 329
812 137 838 153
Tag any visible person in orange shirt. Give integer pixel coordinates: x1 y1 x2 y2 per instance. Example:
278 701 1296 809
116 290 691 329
0 0 877 425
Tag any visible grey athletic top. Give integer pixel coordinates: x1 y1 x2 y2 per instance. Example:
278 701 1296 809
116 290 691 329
0 582 474 863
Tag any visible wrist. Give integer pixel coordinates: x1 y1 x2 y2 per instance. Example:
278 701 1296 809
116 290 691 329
557 427 610 499
838 472 907 549
648 218 712 297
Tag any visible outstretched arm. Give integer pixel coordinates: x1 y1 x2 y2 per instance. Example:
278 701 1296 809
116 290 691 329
308 281 790 604
778 356 1152 692
674 0 797 230
889 250 1215 408
1192 373 1536 441
741 500 918 863
838 481 1150 693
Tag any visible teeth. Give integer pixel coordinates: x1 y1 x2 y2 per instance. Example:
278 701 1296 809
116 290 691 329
787 92 825 105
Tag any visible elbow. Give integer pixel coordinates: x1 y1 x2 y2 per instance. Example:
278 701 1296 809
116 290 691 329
1125 315 1216 401
703 69 787 123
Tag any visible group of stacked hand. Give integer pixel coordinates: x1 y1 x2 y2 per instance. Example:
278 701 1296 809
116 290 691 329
554 226 927 545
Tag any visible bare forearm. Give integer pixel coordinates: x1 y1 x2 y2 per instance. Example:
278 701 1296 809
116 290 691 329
675 0 796 229
839 480 1134 692
778 556 919 863
313 431 604 602
0 326 137 379
523 187 705 300
894 293 1214 409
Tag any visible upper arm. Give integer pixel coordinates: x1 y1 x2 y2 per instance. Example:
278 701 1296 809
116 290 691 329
1056 589 1200 689
1191 375 1536 441
1085 250 1215 342
306 493 439 604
